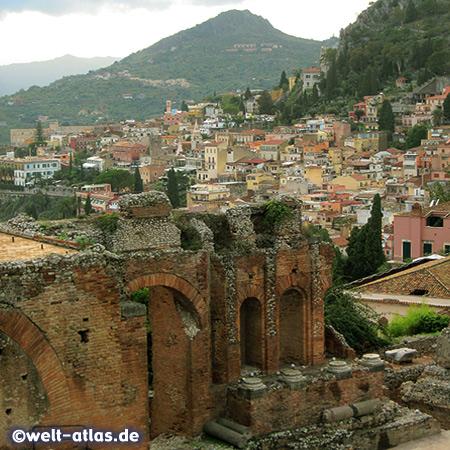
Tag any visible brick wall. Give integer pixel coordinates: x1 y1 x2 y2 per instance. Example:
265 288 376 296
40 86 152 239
227 368 384 436
0 194 337 448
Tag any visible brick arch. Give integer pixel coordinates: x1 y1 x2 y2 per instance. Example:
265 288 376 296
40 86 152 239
278 286 309 366
236 284 265 309
239 296 264 370
0 309 73 422
276 273 309 298
127 273 207 328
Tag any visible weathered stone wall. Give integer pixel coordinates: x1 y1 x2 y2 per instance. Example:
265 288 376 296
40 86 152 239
0 213 102 245
385 335 438 358
0 193 336 448
400 327 450 429
109 192 181 252
0 330 50 448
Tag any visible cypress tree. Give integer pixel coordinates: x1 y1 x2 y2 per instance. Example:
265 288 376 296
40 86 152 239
443 93 450 123
312 84 319 104
167 168 180 208
363 194 386 274
84 195 93 216
258 90 273 114
344 194 385 281
378 99 395 138
279 70 289 91
326 62 339 100
134 167 143 193
35 120 45 142
404 0 417 23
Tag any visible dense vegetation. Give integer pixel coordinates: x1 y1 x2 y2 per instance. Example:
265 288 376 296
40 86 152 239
324 287 389 352
277 0 450 123
385 304 450 337
0 192 79 221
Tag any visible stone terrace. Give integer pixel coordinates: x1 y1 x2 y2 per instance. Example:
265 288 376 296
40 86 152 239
0 232 77 261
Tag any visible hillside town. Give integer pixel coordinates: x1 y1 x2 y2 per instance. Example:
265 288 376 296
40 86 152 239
1 0 450 448
2 72 449 263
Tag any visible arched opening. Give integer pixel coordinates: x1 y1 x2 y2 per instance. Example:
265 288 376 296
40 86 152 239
0 331 50 448
130 283 202 439
240 297 263 371
279 288 306 366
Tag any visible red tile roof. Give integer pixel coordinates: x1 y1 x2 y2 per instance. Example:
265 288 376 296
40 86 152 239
332 236 349 247
350 174 369 181
396 201 450 218
358 256 450 299
239 129 268 135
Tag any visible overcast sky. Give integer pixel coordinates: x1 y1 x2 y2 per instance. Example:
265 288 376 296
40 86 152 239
0 0 372 66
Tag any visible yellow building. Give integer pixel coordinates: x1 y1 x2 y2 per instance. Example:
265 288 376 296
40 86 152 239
259 140 288 161
344 132 379 152
304 165 324 187
187 183 230 210
328 147 343 174
204 142 228 180
246 172 277 192
330 174 370 190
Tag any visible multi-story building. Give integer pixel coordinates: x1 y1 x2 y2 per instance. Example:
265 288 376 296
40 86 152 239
403 152 418 179
259 140 288 161
393 202 450 261
187 184 231 211
203 142 228 181
14 158 61 186
112 141 148 164
302 67 322 89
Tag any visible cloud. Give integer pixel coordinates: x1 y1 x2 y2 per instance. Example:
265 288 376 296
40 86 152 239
0 0 242 16
0 0 171 16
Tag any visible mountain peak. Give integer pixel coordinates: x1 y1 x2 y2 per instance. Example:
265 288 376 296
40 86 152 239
190 9 275 37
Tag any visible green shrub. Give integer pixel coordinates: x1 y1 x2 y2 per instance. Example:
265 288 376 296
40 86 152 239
324 287 389 352
75 235 92 249
179 224 202 251
96 213 119 233
386 304 449 337
263 200 293 228
418 311 449 333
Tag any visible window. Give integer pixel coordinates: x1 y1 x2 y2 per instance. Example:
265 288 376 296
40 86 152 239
444 244 450 255
423 241 433 256
402 241 411 261
426 216 443 227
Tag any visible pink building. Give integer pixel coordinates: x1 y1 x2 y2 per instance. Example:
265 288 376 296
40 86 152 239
112 141 147 163
393 202 450 261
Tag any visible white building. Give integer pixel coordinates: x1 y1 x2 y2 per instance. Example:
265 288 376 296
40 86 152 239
14 158 61 186
83 156 105 172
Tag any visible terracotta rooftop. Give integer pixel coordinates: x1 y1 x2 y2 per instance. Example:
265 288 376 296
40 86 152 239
238 129 268 135
350 174 369 181
0 233 77 262
356 256 450 299
396 201 450 218
332 236 349 247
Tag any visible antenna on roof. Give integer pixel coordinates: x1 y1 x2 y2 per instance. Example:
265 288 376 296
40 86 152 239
430 200 435 207
436 199 440 205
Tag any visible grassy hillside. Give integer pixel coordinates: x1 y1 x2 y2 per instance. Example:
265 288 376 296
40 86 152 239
0 10 335 145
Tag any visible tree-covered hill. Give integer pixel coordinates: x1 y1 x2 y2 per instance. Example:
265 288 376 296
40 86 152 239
277 0 450 123
0 10 336 145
